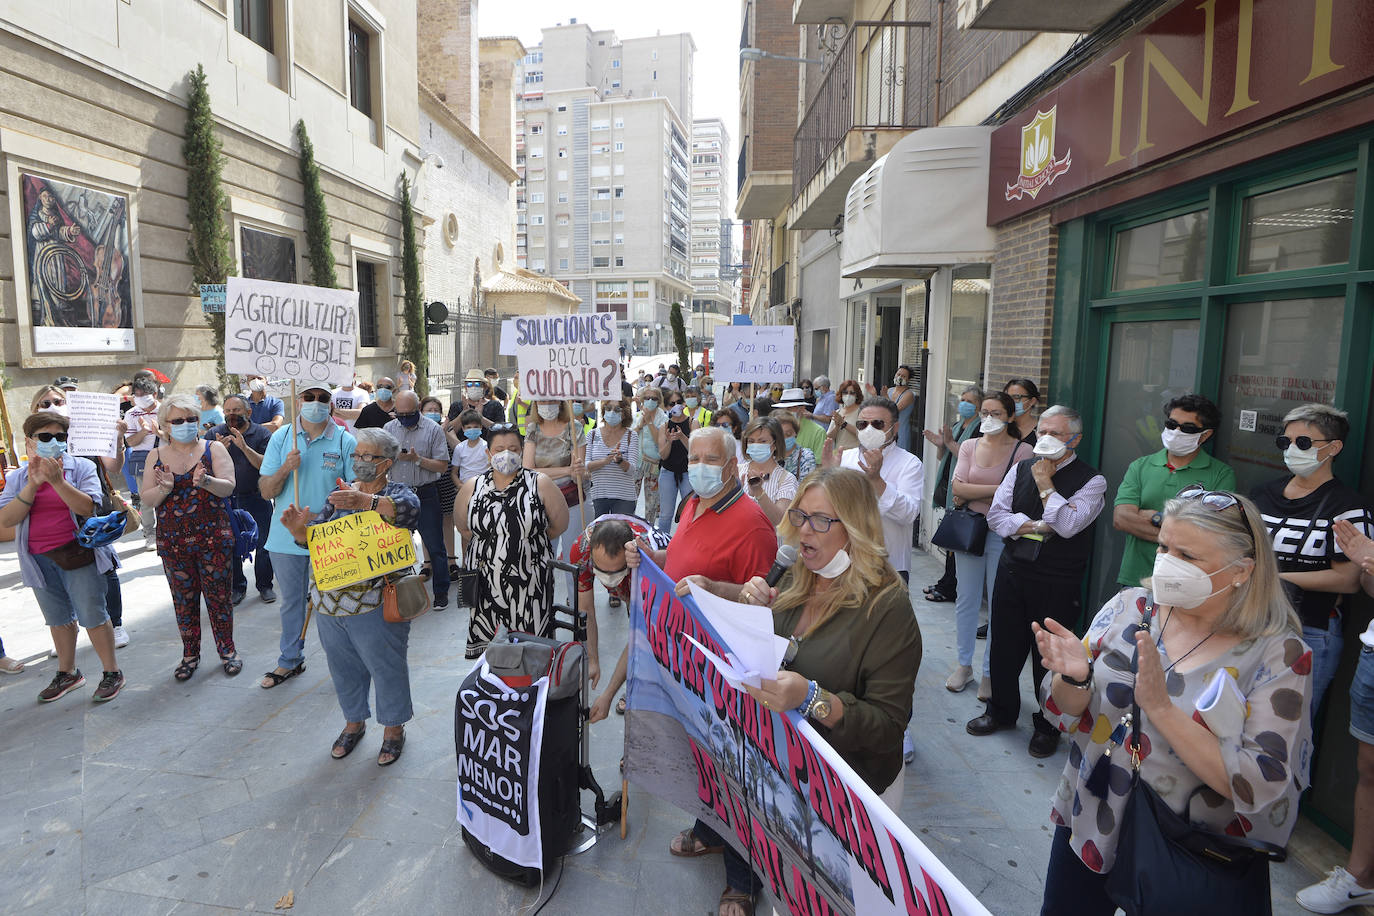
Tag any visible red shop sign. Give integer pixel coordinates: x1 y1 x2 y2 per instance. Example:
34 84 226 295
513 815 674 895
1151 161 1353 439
988 0 1374 225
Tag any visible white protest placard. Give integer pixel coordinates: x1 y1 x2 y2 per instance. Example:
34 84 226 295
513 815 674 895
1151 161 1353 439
514 313 621 399
66 392 122 459
499 319 518 356
712 325 796 384
224 278 358 387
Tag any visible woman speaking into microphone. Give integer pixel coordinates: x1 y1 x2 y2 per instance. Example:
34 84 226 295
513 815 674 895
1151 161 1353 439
709 467 923 916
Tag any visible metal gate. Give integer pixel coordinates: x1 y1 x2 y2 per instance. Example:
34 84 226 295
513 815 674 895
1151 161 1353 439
426 305 518 402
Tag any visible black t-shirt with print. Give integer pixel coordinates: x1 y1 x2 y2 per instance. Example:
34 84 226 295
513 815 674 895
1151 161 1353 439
1250 475 1373 630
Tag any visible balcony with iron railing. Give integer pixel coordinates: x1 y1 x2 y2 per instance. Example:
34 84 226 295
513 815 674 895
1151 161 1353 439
789 22 928 229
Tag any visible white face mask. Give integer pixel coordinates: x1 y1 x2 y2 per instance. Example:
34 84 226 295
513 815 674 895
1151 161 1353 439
1151 552 1241 609
1033 434 1070 460
490 449 522 475
857 425 888 452
134 394 155 409
809 547 851 579
1283 443 1328 478
537 404 560 421
1161 427 1203 457
594 568 629 589
249 379 266 393
841 394 857 407
979 416 1006 435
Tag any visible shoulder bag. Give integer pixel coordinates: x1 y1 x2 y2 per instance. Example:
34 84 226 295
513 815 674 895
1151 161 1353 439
382 571 431 623
930 442 1019 557
1105 602 1285 915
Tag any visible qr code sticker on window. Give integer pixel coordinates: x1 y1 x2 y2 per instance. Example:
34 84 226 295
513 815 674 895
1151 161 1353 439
1239 410 1257 432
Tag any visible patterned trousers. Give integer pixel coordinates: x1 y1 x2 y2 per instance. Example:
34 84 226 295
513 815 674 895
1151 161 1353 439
160 540 236 659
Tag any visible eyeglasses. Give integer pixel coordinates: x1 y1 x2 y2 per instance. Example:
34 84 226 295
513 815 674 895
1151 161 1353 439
787 508 841 534
1165 418 1209 435
33 432 69 443
1276 435 1331 451
977 410 1006 419
301 392 331 403
353 453 386 463
854 419 889 431
1175 484 1257 545
38 399 66 409
167 416 198 426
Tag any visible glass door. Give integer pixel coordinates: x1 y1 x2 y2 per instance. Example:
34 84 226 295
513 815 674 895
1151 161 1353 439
1087 316 1201 607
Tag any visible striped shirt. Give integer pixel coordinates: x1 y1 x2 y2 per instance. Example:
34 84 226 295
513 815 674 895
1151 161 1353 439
584 426 639 501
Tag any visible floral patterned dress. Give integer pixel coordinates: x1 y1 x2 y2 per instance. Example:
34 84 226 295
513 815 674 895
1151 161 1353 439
1043 587 1313 874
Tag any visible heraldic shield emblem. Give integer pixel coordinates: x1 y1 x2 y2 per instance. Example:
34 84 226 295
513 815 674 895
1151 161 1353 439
1006 107 1072 202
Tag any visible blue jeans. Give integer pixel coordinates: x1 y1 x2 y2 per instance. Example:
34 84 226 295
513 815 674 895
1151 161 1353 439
270 551 312 670
121 449 149 496
32 553 110 629
657 468 692 532
1040 825 1114 916
315 608 413 726
415 483 450 600
231 493 275 593
593 497 638 520
1304 613 1344 719
953 532 1002 675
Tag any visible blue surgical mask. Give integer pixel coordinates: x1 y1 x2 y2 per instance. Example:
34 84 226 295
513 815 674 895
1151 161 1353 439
746 443 772 463
784 435 797 451
299 401 330 424
572 403 585 417
35 438 67 459
957 401 977 419
688 462 726 499
685 397 699 409
463 427 483 440
1013 401 1026 417
423 412 443 425
171 423 200 443
604 410 622 425
375 388 393 403
200 409 219 424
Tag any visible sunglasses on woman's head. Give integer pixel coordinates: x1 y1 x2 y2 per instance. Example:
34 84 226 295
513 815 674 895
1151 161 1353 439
1175 484 1257 544
33 432 69 442
854 419 889 431
1275 435 1330 451
39 399 65 409
1165 418 1208 434
489 423 516 432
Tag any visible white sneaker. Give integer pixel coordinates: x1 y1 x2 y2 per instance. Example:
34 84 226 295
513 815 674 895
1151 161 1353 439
48 647 58 659
902 730 915 764
945 665 974 692
1298 866 1374 914
112 626 130 649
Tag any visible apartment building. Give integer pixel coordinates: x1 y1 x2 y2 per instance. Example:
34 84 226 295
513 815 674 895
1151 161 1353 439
0 0 422 401
689 118 736 346
514 22 695 355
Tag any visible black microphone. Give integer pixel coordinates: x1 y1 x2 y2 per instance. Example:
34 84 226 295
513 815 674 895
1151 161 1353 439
764 544 799 588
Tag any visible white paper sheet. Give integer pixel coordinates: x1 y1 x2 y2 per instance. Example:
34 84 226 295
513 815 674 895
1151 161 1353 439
66 392 122 459
685 581 788 679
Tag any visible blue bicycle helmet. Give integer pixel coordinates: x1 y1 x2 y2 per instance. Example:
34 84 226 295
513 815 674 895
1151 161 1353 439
78 510 129 548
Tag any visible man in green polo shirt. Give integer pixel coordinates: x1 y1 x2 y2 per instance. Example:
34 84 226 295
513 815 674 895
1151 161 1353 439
1113 394 1236 589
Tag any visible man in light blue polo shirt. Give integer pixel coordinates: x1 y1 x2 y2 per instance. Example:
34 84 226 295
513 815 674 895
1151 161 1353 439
257 383 355 689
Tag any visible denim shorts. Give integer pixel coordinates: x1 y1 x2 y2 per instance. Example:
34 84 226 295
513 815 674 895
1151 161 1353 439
1350 645 1374 746
31 552 110 629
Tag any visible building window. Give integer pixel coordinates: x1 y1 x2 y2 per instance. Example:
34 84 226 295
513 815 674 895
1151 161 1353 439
557 170 568 181
651 49 658 60
530 191 544 203
532 258 545 271
557 215 569 226
614 141 624 152
611 59 620 68
348 19 372 117
557 148 567 158
611 80 620 89
234 0 273 52
557 125 568 135
530 123 543 135
614 187 624 198
531 214 544 225
614 211 624 222
530 147 544 158
559 258 569 270
355 259 380 348
614 233 624 244
615 256 624 267
557 191 568 203
614 118 624 129
557 237 568 249
593 257 610 267
240 226 297 282
652 70 657 80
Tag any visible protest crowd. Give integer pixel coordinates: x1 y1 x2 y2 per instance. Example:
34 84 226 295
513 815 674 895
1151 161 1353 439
6 356 1374 916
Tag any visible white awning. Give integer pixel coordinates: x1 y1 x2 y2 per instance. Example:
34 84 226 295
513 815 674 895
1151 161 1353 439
840 127 997 279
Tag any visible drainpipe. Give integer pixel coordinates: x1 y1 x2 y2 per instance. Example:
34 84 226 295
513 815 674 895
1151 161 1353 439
932 0 945 124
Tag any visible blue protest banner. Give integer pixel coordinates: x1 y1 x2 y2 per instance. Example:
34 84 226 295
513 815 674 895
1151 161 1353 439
625 554 989 916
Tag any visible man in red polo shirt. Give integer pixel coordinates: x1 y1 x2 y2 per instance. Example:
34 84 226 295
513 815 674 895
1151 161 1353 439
626 425 776 600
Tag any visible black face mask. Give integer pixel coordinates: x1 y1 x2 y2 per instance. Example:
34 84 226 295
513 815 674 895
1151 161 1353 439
227 414 247 429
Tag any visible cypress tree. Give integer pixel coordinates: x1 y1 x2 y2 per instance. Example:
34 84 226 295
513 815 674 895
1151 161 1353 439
399 173 428 397
296 120 338 288
183 64 237 395
670 302 689 374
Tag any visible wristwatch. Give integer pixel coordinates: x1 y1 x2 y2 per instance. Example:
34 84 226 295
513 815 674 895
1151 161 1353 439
805 687 833 721
1150 510 1163 528
1039 487 1055 500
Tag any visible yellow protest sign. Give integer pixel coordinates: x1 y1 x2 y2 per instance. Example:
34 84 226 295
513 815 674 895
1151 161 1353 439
307 510 415 591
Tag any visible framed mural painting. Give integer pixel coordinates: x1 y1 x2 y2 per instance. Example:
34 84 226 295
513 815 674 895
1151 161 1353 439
21 172 137 353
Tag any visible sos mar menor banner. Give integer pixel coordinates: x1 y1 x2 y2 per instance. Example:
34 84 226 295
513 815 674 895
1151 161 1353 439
626 554 989 916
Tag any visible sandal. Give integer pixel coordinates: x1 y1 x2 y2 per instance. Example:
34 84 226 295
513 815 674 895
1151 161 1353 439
718 887 755 916
615 696 627 715
331 725 366 759
378 728 406 767
669 827 724 858
220 654 243 677
259 662 306 689
174 656 200 681
923 587 954 602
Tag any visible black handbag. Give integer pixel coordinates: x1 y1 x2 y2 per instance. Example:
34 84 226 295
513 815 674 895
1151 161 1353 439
1105 604 1286 915
930 443 1020 557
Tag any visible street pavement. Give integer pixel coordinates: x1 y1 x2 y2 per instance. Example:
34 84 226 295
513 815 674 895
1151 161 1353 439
0 530 1329 914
